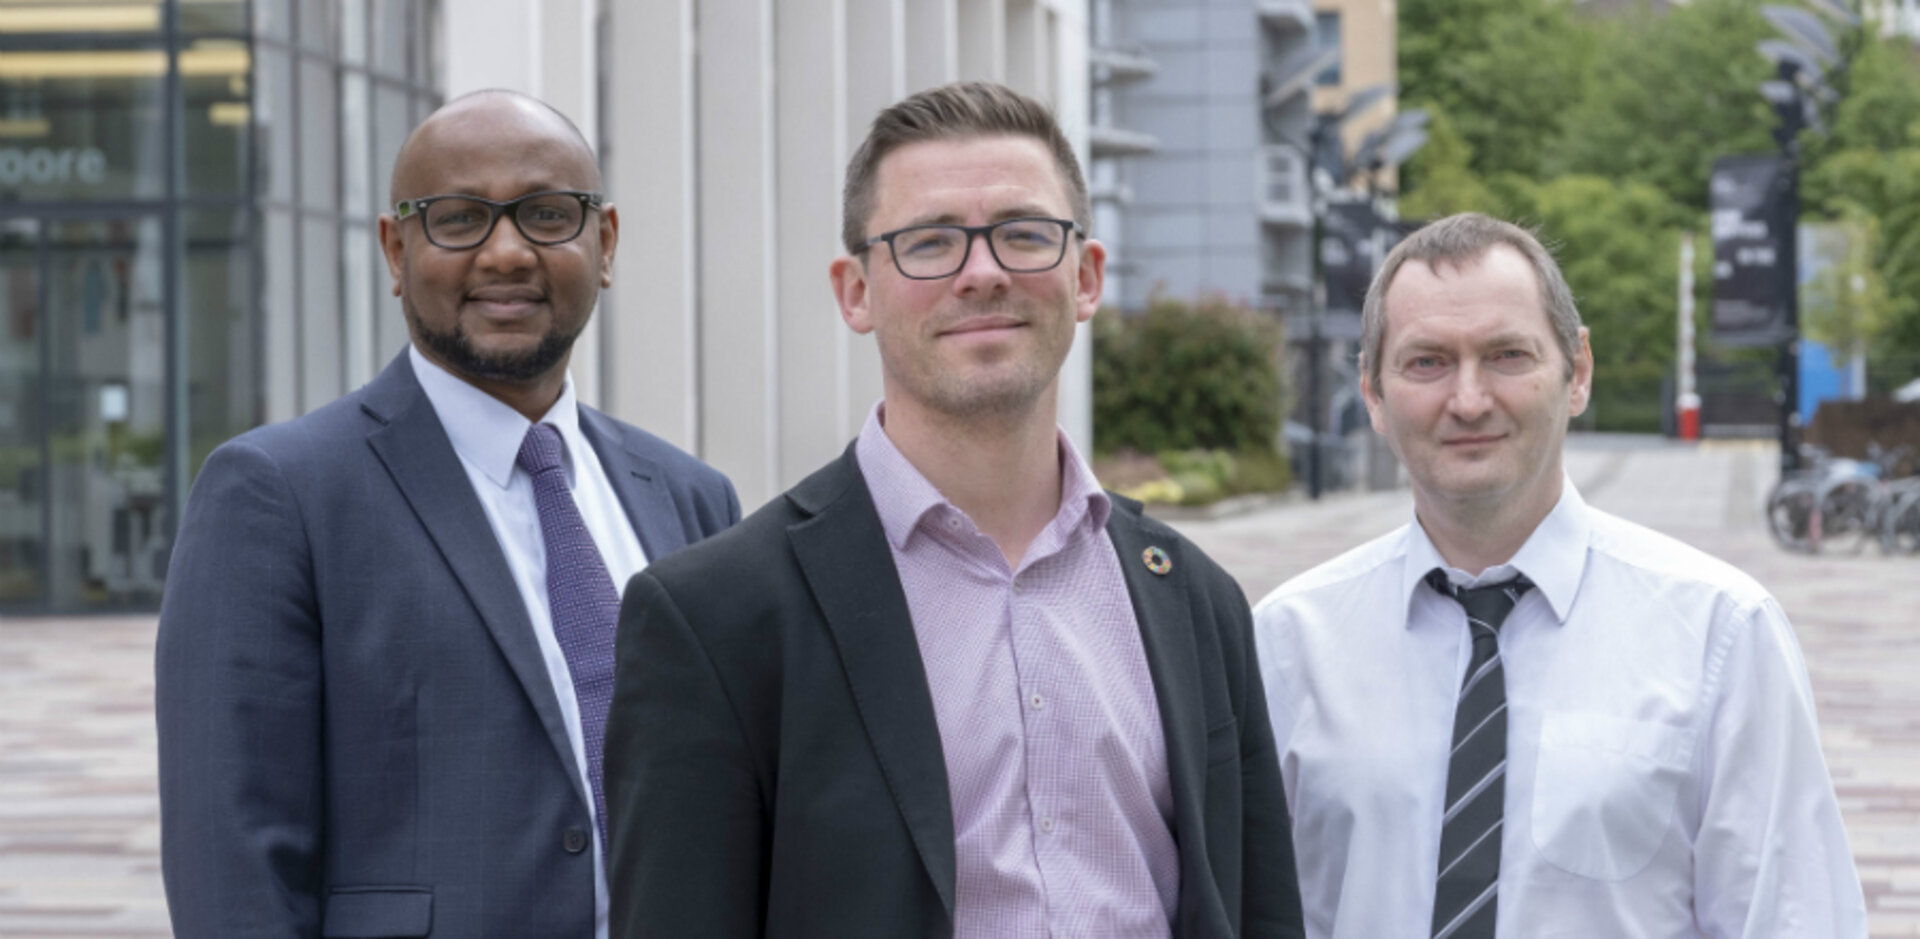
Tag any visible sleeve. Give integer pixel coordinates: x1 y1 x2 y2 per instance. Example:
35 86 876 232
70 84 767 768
1231 581 1308 939
153 440 325 938
1690 595 1868 938
606 571 765 938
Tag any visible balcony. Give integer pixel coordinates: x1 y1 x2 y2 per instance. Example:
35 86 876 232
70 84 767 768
1257 145 1312 229
1090 44 1159 85
1089 125 1159 158
1256 0 1314 34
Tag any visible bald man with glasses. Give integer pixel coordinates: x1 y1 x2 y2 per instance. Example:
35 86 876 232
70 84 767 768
155 89 738 939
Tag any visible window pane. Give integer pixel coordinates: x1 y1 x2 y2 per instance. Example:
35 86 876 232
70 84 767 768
254 45 295 203
341 71 371 218
298 0 334 53
372 82 410 220
299 58 337 211
0 51 168 202
342 224 374 389
182 40 252 196
262 208 297 422
299 216 340 410
255 0 292 41
372 0 410 78
181 0 248 33
339 0 368 65
180 209 256 478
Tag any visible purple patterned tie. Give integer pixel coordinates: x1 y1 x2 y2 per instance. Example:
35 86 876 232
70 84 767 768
517 422 619 856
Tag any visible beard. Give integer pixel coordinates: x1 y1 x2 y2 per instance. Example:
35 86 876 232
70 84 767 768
404 295 580 384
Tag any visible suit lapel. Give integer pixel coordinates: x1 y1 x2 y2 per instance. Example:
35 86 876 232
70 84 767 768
1107 503 1208 874
360 353 590 807
786 450 957 918
577 406 686 560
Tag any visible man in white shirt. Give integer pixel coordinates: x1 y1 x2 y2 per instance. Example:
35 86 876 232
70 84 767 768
1253 212 1866 938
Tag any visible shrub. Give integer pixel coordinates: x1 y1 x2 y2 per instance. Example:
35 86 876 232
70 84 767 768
1093 295 1286 454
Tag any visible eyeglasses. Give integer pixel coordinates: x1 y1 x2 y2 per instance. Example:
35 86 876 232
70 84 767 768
856 216 1083 280
393 190 605 251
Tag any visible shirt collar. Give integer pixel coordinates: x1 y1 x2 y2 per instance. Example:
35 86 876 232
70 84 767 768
853 402 1111 551
409 344 582 489
1399 476 1590 627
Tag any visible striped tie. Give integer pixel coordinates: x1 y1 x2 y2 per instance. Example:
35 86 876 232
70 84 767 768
1426 569 1532 939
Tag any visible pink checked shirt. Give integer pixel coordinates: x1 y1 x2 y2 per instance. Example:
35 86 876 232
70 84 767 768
855 406 1180 939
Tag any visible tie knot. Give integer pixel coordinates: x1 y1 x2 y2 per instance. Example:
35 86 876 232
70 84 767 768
517 422 566 476
1425 569 1533 632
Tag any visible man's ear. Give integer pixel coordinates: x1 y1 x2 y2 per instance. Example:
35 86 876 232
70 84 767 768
378 214 405 296
831 254 875 335
597 203 620 288
1360 356 1387 435
1074 237 1107 324
1568 327 1594 417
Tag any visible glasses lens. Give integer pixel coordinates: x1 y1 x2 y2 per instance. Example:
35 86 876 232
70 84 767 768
991 219 1067 272
422 197 496 248
514 194 587 244
892 226 966 278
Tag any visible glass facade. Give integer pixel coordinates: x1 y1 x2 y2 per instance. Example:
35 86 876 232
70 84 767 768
0 0 438 614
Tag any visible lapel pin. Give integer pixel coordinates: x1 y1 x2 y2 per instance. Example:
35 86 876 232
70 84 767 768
1142 546 1172 576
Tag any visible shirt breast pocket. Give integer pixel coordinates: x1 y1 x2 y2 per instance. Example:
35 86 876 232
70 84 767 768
1530 712 1693 881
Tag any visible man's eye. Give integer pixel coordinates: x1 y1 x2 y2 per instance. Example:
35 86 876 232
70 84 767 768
899 231 958 255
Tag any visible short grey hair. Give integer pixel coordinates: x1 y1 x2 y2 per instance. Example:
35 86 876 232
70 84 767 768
1360 212 1582 390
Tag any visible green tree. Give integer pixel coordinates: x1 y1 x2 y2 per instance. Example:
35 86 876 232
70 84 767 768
1092 296 1284 454
1544 0 1776 211
1399 0 1594 180
1511 175 1693 431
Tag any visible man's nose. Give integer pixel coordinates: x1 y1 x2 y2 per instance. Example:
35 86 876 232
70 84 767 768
951 231 1011 295
473 212 538 269
1447 361 1494 420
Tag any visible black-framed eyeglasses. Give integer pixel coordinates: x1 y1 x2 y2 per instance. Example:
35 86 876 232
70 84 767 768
855 216 1084 280
393 190 606 250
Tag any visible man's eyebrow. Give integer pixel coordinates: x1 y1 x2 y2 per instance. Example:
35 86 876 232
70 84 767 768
897 203 1058 228
1391 331 1546 355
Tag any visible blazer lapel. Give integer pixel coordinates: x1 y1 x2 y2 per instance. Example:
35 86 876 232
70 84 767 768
577 405 687 560
360 353 590 807
785 450 958 918
1107 503 1209 872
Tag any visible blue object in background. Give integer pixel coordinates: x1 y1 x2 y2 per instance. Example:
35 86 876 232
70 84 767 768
1800 338 1861 426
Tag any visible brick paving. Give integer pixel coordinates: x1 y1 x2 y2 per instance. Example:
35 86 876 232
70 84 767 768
0 435 1913 936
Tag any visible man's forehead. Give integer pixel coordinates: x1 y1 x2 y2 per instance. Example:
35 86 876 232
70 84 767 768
870 135 1068 219
391 95 597 200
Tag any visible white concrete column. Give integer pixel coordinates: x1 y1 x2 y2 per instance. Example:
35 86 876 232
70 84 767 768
1049 0 1094 455
539 0 602 406
443 0 540 96
697 0 781 503
774 0 851 488
604 0 700 450
841 0 907 436
1005 0 1044 98
905 0 959 91
958 0 1007 82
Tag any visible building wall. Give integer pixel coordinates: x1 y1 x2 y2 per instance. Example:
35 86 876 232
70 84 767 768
440 0 1092 507
1311 0 1397 192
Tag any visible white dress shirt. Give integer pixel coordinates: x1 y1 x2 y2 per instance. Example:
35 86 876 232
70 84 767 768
411 345 648 939
1253 480 1866 938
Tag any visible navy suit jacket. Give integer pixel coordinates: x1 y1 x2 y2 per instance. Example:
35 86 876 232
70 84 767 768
605 447 1304 938
156 351 739 938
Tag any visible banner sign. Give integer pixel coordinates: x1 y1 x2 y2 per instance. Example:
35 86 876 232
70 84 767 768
1709 154 1793 346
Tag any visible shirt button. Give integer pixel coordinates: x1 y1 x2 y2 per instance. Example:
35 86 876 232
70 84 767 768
1029 692 1045 710
945 517 961 530
1040 816 1055 833
562 827 589 854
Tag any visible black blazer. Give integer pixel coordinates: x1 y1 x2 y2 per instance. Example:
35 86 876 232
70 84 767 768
155 351 739 938
605 446 1303 938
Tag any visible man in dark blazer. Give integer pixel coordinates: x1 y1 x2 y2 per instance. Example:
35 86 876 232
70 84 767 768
606 82 1303 938
155 90 737 938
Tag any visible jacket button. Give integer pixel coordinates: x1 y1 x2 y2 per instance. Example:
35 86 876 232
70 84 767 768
563 827 589 854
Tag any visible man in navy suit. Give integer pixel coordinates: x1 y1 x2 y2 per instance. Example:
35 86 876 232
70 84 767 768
155 90 737 938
